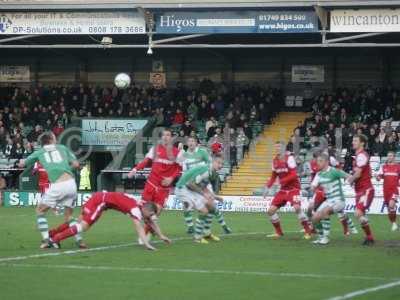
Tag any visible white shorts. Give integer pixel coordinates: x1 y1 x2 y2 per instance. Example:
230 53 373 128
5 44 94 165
40 178 77 209
317 199 345 214
176 187 207 211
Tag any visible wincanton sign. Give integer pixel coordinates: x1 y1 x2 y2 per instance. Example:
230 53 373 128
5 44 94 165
0 11 145 35
155 11 318 34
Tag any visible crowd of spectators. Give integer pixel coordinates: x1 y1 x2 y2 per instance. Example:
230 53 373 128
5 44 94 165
0 79 282 162
291 85 400 172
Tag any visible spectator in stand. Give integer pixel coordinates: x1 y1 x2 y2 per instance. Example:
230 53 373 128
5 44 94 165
52 121 65 137
28 125 43 143
387 134 397 153
4 138 14 158
13 142 24 159
236 128 248 160
229 141 238 168
210 134 223 155
206 117 218 141
180 119 191 136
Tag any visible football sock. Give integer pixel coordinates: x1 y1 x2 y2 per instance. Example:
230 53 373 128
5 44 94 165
297 211 312 234
270 213 283 235
315 222 323 238
321 219 331 238
37 215 49 241
194 214 207 240
214 209 227 228
183 210 194 229
69 218 83 242
360 216 374 240
344 215 357 233
49 222 69 238
53 223 83 243
203 213 213 236
337 212 349 234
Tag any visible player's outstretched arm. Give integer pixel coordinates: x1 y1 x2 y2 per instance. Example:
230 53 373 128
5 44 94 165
347 168 362 185
127 157 152 179
132 219 156 251
147 218 171 244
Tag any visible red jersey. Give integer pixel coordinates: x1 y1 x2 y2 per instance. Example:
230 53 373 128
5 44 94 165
135 144 182 187
378 163 400 195
353 150 373 192
266 153 301 190
33 162 49 192
84 192 143 222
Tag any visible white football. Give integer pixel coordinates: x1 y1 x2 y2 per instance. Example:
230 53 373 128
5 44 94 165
114 73 131 89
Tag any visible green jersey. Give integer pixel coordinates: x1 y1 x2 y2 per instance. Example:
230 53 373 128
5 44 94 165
25 144 77 183
181 147 210 171
176 165 211 189
311 167 347 202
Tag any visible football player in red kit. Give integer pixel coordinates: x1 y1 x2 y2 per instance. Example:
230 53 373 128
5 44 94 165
264 141 312 239
376 151 400 231
128 128 183 241
33 162 49 194
50 192 171 251
348 134 375 246
128 128 183 211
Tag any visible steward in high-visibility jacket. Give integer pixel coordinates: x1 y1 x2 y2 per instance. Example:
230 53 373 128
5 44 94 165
79 163 91 190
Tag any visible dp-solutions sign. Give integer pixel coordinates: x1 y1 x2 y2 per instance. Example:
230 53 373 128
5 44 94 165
0 11 145 35
155 11 318 34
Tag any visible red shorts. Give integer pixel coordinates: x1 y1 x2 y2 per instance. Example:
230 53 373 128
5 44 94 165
383 189 399 204
271 189 301 208
142 181 170 207
81 193 106 226
312 188 326 210
355 187 375 213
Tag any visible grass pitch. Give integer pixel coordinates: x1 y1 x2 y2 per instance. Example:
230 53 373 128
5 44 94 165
1 208 400 300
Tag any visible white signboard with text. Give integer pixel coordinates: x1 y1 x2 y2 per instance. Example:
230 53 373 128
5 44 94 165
331 9 400 33
0 12 145 35
292 65 324 83
0 65 30 82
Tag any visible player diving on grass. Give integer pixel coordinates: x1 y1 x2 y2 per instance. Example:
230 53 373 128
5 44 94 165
175 154 225 244
307 151 357 236
376 151 400 231
179 136 232 235
263 141 313 239
310 153 356 245
18 132 86 249
49 192 171 251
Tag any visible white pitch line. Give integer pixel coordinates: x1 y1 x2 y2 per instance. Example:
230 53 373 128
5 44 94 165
0 263 395 282
0 231 264 263
326 280 400 300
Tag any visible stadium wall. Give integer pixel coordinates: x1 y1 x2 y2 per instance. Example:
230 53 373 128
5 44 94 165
0 48 393 93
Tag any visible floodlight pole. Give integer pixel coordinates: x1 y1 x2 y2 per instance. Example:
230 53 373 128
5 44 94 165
314 5 328 44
